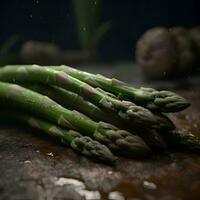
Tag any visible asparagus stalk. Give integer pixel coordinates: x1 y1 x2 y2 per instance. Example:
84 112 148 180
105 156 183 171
141 130 168 151
1 110 116 163
163 129 200 152
0 82 152 157
21 83 175 131
0 65 158 127
21 83 121 126
19 83 169 151
51 65 190 113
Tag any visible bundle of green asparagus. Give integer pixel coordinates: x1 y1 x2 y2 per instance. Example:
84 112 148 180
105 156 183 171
0 64 199 164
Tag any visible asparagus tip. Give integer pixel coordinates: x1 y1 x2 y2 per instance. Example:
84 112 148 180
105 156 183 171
71 136 117 163
94 124 152 158
154 91 190 112
126 105 157 126
114 131 152 157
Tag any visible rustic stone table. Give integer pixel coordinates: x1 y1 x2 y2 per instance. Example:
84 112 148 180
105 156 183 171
0 64 200 200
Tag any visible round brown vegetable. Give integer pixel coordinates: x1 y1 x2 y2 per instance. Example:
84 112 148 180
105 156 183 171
170 27 196 74
136 27 177 80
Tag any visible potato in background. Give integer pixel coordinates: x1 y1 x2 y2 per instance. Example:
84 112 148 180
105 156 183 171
136 27 177 80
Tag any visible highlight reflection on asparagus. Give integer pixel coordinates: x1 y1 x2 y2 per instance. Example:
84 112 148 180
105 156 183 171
52 65 190 113
1 110 116 163
0 65 158 127
0 82 152 157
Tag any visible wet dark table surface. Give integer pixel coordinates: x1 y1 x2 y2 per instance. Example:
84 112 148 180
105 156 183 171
0 64 200 200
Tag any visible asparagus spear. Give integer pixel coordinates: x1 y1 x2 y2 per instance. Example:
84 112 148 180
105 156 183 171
19 83 170 151
0 82 152 157
0 65 158 127
163 129 200 152
1 110 116 163
51 65 190 113
21 83 174 130
21 83 121 126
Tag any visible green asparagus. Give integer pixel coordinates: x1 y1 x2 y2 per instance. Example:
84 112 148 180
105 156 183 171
21 83 174 130
52 65 190 113
0 82 152 157
21 83 122 126
20 83 170 151
163 129 200 152
0 65 159 127
139 130 168 151
1 109 116 163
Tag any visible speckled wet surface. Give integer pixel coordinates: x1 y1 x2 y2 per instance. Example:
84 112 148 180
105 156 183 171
0 65 200 200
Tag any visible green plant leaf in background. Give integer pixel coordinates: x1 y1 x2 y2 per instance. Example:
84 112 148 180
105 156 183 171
73 0 111 52
0 34 21 65
90 21 112 50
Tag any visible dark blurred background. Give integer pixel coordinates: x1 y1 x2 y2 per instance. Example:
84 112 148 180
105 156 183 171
0 0 199 63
